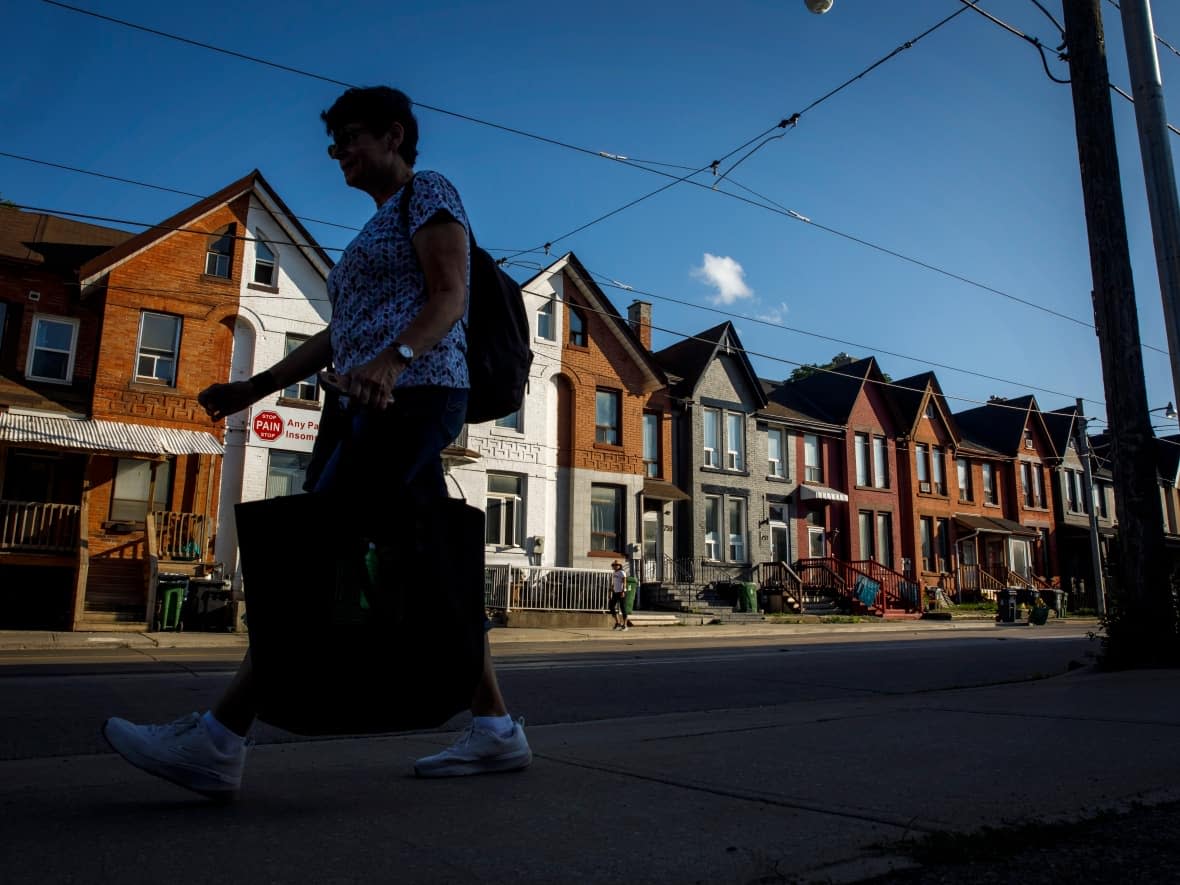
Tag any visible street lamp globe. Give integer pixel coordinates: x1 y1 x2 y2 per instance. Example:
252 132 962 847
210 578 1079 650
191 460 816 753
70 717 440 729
805 0 834 13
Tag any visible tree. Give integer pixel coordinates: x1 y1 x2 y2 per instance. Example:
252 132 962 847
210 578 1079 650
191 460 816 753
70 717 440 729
789 352 892 383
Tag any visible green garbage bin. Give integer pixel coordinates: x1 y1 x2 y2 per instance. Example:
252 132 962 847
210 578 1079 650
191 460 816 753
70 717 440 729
740 581 758 613
624 577 638 617
158 582 187 631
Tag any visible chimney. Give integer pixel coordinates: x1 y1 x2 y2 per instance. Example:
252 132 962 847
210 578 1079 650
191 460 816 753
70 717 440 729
628 300 652 349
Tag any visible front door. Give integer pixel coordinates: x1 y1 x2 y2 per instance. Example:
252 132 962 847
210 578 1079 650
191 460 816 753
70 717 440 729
1010 538 1031 579
984 538 1005 580
642 509 661 581
808 527 826 558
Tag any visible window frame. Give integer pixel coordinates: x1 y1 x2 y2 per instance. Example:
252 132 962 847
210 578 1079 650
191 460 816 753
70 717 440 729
916 443 931 491
804 433 822 482
855 433 871 487
725 412 745 471
253 236 277 286
875 511 893 567
537 297 556 341
872 435 889 489
643 412 660 477
494 408 523 432
109 457 172 523
568 305 587 347
767 426 785 478
25 314 80 384
920 516 935 572
931 445 946 496
936 517 950 573
595 388 621 446
135 311 182 387
957 457 973 502
726 496 747 562
982 463 998 505
703 408 720 468
205 224 235 279
265 449 311 499
486 472 525 547
704 495 720 560
280 333 320 402
858 510 875 560
590 483 624 553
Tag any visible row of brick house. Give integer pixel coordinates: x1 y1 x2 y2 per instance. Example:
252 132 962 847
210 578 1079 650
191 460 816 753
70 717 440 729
0 173 331 630
4 176 1180 629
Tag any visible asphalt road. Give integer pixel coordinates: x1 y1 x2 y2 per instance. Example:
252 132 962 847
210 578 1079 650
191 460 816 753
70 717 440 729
0 625 1095 762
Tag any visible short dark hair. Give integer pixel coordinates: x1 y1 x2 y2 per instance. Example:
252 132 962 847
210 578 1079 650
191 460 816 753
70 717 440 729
321 86 419 165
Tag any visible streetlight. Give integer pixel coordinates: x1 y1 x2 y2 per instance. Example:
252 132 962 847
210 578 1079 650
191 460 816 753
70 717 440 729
1149 401 1178 420
804 0 834 14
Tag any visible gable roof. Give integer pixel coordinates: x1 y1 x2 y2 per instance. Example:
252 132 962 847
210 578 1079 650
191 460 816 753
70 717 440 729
891 370 961 445
767 356 900 428
954 395 1056 458
525 252 666 392
77 169 333 287
0 206 132 270
653 321 766 407
1043 405 1081 460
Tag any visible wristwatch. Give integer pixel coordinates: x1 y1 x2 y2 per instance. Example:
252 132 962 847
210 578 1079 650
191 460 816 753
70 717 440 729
392 341 414 365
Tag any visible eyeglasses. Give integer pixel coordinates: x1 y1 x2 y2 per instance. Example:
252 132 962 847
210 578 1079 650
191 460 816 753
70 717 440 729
327 126 368 159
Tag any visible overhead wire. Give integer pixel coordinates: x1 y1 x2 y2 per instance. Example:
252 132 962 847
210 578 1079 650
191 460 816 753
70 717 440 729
1104 0 1180 61
955 0 1070 84
22 2 1173 355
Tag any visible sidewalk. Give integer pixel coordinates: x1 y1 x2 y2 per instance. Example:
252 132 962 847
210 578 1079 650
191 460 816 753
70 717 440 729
0 615 1094 652
0 661 1173 883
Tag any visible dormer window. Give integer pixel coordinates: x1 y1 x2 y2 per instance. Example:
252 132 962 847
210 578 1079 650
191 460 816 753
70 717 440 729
568 305 587 347
1024 427 1034 449
205 224 235 278
924 400 937 420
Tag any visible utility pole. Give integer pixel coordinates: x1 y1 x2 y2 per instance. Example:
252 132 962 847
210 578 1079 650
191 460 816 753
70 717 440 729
1074 397 1106 617
1118 0 1180 418
1062 0 1175 666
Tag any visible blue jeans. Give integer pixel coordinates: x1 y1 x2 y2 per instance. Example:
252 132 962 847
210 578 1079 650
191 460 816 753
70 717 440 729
311 386 468 501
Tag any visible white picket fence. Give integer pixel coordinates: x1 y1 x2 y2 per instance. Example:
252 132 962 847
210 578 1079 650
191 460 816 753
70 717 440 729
484 565 617 612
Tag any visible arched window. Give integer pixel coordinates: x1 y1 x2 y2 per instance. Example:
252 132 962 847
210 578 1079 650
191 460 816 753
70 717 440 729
568 305 587 347
205 224 235 278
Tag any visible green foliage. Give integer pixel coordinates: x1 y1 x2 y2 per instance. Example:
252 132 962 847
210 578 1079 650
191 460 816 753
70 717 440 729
788 354 893 383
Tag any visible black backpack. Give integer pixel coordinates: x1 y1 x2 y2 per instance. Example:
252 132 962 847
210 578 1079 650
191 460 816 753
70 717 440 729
399 177 533 424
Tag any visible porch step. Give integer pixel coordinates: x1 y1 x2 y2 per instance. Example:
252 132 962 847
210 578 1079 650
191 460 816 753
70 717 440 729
625 613 679 627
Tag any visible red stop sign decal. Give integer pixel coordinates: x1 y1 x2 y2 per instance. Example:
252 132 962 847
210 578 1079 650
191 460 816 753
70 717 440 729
252 410 284 442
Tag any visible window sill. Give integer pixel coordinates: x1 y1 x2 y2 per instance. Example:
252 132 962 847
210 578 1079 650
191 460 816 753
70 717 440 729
856 484 892 492
275 397 322 411
593 442 624 452
566 342 589 352
200 273 235 285
24 374 72 386
246 282 280 294
587 550 623 559
534 335 557 345
700 466 750 477
983 502 1002 509
128 379 177 392
101 521 144 535
917 491 949 500
766 475 791 483
491 426 524 434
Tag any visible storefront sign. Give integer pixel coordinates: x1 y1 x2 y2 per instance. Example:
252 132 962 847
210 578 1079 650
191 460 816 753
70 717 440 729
248 405 320 452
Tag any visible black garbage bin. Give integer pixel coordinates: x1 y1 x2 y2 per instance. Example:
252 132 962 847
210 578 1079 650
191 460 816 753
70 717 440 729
188 578 232 631
997 588 1016 624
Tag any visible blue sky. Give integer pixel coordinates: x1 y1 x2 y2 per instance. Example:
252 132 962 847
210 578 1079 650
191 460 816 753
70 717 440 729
5 0 1180 430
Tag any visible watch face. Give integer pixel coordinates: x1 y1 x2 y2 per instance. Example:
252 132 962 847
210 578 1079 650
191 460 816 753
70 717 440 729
397 344 414 362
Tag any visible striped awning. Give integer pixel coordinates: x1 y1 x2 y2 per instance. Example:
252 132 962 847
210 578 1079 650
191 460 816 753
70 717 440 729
0 411 223 456
798 483 848 503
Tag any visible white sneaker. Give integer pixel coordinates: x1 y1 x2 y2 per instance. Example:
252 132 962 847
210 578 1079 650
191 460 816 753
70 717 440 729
414 718 532 778
103 713 246 800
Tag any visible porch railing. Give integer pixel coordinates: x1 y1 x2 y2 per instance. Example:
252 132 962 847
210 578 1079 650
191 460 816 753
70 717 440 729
794 557 850 603
485 565 613 612
0 499 81 554
644 556 756 586
848 559 922 611
758 560 803 597
957 565 1005 600
152 511 208 561
1005 569 1034 590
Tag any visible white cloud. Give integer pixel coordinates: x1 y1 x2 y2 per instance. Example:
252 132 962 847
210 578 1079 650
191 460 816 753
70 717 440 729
692 253 753 305
754 301 789 325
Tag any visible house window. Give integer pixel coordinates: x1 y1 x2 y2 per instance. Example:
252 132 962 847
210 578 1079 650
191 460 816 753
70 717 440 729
1032 464 1045 508
590 484 623 552
495 409 522 431
876 512 893 567
920 516 935 572
205 224 235 278
25 314 79 383
807 526 826 557
281 334 319 402
136 311 182 386
487 473 524 547
1024 427 1035 450
957 457 972 502
1096 481 1109 518
254 238 276 286
568 305 587 347
982 463 998 505
931 446 946 495
110 458 172 523
643 413 660 477
916 444 931 492
1074 471 1088 514
704 496 720 560
1021 462 1034 507
1065 470 1079 512
767 427 785 478
936 517 950 573
725 413 744 471
855 433 871 486
727 497 747 562
703 408 720 468
872 436 888 489
537 297 556 341
925 400 938 420
804 434 822 482
265 450 311 498
595 389 621 445
858 510 874 560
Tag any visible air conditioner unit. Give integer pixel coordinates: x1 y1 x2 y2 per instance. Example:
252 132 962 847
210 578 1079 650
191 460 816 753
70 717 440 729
919 481 931 493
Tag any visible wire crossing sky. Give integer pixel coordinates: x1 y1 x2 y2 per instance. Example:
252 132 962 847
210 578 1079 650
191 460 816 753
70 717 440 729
4 0 1180 424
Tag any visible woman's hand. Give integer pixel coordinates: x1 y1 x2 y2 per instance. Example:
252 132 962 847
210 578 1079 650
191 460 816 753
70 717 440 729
198 381 259 421
335 351 405 409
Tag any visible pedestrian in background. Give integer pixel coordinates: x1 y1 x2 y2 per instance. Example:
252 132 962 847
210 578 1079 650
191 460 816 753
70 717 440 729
610 561 629 631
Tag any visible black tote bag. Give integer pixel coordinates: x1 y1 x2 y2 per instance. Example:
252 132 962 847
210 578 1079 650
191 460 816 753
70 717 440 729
234 491 486 735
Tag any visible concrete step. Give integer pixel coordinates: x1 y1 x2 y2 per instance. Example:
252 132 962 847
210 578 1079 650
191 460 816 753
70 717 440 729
626 613 679 627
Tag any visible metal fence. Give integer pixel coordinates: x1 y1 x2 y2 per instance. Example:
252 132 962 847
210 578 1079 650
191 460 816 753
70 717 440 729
485 564 615 612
